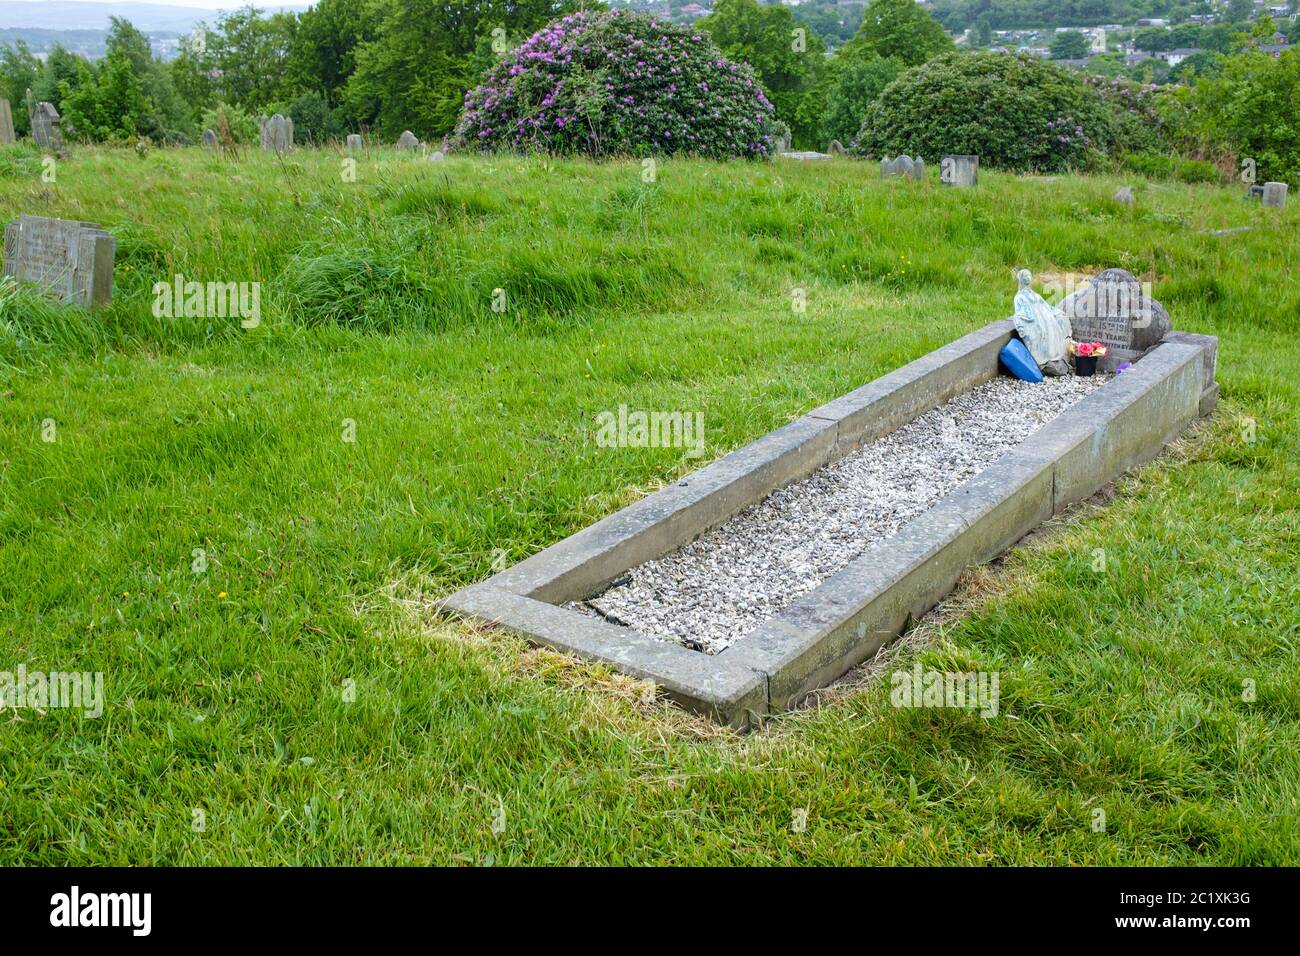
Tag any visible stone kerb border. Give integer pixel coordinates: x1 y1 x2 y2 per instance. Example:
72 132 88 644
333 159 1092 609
443 324 1218 727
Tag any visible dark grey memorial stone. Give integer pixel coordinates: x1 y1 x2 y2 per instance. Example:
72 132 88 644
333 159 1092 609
1059 268 1171 371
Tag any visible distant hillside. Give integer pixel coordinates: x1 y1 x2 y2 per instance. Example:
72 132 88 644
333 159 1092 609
0 1 311 32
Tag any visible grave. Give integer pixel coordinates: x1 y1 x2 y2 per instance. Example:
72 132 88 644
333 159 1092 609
1262 182 1288 209
1113 186 1134 205
201 129 218 150
778 151 831 161
346 133 363 154
941 154 978 187
0 98 14 145
881 155 925 180
397 130 419 150
444 289 1218 726
31 101 66 156
1058 268 1172 372
827 140 847 156
266 113 291 153
258 115 269 150
3 214 115 308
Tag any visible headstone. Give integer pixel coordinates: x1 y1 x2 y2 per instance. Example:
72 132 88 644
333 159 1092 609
940 154 978 187
0 98 14 145
258 115 270 150
881 155 924 180
346 133 363 154
428 150 445 162
1058 268 1172 372
774 131 791 153
285 116 294 147
827 139 846 156
397 130 419 151
201 128 218 151
3 214 114 308
1262 182 1288 209
266 113 290 153
1113 186 1134 205
30 101 66 156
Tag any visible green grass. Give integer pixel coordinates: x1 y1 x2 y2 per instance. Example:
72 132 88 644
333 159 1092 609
0 144 1296 864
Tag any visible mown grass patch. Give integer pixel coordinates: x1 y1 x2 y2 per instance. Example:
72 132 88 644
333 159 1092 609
0 146 1295 864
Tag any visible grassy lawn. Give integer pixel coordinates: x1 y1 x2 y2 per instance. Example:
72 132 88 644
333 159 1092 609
0 144 1296 864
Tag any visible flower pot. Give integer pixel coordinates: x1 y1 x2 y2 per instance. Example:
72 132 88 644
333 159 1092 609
1075 355 1099 377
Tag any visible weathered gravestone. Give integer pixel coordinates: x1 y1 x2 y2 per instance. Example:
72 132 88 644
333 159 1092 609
286 115 294 146
31 102 66 156
827 139 846 156
396 130 419 151
346 133 363 154
1113 186 1134 205
881 155 925 180
0 98 14 145
266 113 291 153
3 215 114 308
1058 268 1171 372
201 128 218 150
940 154 978 187
1262 182 1288 209
428 150 445 162
258 114 269 150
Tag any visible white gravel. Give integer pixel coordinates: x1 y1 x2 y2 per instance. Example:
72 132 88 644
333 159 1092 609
572 373 1108 654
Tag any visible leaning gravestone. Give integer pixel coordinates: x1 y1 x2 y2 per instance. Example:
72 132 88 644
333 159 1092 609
0 98 14 145
827 139 846 156
1262 182 1288 209
201 128 218 150
396 130 419 150
346 133 363 154
286 115 295 146
3 215 114 308
941 154 978 187
31 101 66 156
266 113 290 153
1058 268 1171 372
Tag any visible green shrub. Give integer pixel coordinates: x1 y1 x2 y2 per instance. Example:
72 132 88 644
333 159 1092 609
850 51 1116 172
453 10 779 158
200 102 259 145
1121 152 1224 184
820 54 903 148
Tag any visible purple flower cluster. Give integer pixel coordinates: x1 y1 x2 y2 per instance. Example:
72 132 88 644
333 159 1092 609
453 10 778 159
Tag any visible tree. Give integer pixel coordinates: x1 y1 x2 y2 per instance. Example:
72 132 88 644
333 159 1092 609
842 0 954 67
288 0 374 107
346 0 576 138
698 0 828 147
1051 31 1090 60
0 41 40 135
823 54 902 146
971 16 993 48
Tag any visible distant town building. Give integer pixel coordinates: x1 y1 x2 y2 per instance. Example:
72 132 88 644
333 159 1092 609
1162 48 1202 67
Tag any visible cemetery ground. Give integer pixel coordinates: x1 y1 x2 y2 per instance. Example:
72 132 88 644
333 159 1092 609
0 144 1296 865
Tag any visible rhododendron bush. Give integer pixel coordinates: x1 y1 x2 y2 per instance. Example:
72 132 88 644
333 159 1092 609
453 10 779 158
